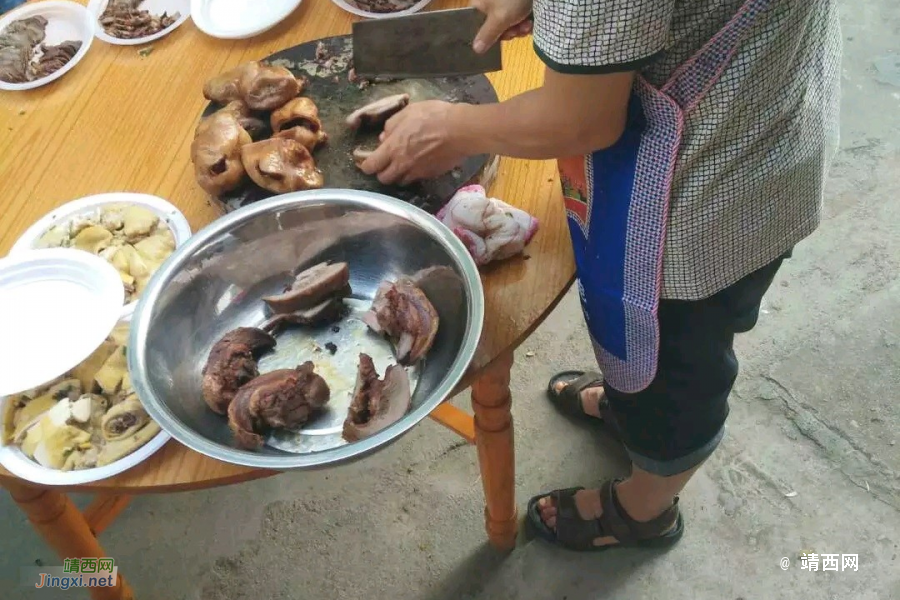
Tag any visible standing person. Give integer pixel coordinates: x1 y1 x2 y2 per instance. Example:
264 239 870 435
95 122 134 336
361 0 841 551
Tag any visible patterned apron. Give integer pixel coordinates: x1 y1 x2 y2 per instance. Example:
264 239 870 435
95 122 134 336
558 0 771 393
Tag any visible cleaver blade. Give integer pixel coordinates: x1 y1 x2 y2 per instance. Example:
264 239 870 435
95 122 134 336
352 7 502 79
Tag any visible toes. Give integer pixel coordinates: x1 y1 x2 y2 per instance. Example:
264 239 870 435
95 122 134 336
552 381 568 394
537 496 558 529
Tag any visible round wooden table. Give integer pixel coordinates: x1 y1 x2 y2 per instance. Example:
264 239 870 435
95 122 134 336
0 2 575 598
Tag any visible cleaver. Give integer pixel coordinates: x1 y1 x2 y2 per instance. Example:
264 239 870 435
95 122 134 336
352 7 503 79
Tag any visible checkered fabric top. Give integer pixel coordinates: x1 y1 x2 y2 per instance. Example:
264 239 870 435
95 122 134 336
532 0 842 300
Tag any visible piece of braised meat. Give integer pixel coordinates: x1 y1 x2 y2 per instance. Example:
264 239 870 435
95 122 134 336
271 96 328 152
240 138 325 194
201 327 276 415
191 104 253 196
361 278 439 365
345 93 410 131
262 297 347 335
227 362 331 449
342 354 411 442
271 97 323 134
203 61 302 111
352 146 374 169
263 262 350 314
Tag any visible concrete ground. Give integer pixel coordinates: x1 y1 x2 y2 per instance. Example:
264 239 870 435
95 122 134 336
3 2 900 599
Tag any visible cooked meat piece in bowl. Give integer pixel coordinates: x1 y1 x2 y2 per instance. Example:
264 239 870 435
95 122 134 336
227 362 330 449
263 262 350 314
201 327 276 415
362 277 439 366
343 353 411 442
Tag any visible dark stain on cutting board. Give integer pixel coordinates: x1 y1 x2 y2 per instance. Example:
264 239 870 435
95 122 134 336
201 35 499 215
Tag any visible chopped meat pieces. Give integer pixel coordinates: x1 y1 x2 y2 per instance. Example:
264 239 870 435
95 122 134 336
345 94 410 131
100 0 180 40
362 278 439 365
240 138 324 194
31 40 82 79
348 0 420 14
201 327 276 415
343 354 411 442
0 17 47 83
263 262 351 314
227 362 330 449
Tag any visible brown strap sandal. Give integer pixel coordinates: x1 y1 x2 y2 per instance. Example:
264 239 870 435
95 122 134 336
525 480 684 552
546 370 622 438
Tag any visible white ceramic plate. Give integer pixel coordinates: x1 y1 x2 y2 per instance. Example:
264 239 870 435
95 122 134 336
330 0 433 20
87 0 190 46
191 0 302 40
0 1 95 92
8 192 193 320
0 314 172 486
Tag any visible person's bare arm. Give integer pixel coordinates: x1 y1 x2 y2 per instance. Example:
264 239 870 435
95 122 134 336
447 67 635 160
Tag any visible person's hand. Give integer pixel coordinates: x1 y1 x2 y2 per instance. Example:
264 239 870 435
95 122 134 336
359 100 466 186
471 0 534 54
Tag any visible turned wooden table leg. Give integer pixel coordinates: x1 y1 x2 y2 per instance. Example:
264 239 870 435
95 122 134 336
471 352 517 551
2 480 134 600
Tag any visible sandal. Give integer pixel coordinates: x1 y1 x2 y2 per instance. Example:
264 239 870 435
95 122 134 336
546 370 616 425
525 480 684 552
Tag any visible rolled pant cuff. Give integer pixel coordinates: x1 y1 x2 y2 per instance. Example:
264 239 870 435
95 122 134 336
625 425 725 477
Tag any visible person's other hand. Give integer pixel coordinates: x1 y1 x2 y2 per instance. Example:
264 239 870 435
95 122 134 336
359 100 465 186
470 0 533 54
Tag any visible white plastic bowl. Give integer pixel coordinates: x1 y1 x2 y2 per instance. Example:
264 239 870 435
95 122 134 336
0 313 171 486
87 0 190 46
330 0 433 20
0 1 96 92
8 192 193 320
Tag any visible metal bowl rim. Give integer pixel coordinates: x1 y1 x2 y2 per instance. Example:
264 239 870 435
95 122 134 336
129 188 485 470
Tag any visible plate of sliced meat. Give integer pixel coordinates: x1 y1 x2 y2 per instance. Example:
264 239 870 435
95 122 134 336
87 0 190 46
0 1 95 91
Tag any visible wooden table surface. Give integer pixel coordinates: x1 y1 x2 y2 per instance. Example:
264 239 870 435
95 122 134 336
0 0 574 490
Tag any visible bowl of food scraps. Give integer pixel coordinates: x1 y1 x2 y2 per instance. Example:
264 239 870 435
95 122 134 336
0 251 170 486
128 189 484 470
330 0 434 20
9 192 193 320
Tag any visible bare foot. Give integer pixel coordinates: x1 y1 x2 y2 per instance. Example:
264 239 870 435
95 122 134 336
552 380 605 418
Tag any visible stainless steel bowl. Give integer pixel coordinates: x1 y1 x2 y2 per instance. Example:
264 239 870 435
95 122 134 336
128 189 484 470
